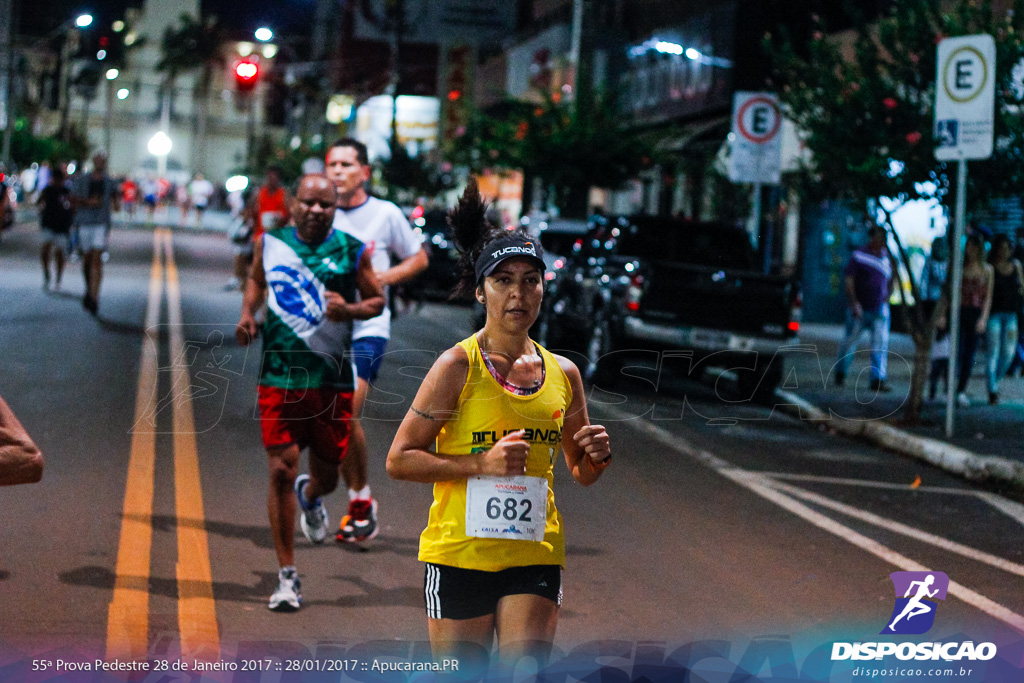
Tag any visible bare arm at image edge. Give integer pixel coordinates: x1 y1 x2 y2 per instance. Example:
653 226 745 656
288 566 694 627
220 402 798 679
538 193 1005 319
0 395 44 486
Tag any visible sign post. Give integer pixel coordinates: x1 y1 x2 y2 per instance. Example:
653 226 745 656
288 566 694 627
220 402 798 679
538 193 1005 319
729 92 783 273
934 34 995 437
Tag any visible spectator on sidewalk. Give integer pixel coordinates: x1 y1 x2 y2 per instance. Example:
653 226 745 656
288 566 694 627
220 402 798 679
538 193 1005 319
951 235 994 407
922 236 950 401
985 234 1023 405
833 224 896 392
929 327 951 401
921 236 949 319
1008 227 1024 377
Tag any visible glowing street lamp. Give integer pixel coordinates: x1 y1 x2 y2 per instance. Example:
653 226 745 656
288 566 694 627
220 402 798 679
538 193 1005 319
75 14 93 28
255 27 273 42
225 175 249 193
148 131 172 177
105 68 119 80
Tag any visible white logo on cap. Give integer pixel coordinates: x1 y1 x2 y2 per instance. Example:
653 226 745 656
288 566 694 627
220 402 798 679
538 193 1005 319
491 244 537 258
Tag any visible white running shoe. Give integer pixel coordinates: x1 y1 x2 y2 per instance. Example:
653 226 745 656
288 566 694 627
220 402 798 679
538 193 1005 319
957 392 971 408
268 567 301 612
295 474 329 544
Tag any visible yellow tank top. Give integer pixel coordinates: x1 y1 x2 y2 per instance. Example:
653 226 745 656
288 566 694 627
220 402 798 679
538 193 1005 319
418 334 573 571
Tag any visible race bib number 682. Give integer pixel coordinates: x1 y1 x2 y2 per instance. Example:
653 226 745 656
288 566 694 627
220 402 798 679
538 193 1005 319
465 475 548 542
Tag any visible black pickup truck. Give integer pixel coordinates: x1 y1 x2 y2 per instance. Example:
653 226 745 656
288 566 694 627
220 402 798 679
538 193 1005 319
540 215 802 397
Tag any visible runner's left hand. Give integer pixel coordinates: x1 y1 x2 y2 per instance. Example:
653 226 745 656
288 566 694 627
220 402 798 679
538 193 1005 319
573 424 610 464
324 291 351 321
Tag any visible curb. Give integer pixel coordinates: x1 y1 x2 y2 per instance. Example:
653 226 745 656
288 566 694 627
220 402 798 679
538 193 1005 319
775 389 1024 489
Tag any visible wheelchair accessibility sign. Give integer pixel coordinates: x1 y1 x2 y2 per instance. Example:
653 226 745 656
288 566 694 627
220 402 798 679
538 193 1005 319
934 34 995 161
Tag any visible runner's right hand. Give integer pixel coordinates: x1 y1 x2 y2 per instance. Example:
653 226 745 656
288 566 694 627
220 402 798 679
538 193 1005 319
479 430 529 477
236 316 258 346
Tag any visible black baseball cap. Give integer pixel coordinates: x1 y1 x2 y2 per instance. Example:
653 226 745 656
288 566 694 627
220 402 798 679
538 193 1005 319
474 235 546 284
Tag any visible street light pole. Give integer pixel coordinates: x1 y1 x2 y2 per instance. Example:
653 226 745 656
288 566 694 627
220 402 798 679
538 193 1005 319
59 32 72 143
1 0 19 170
104 73 114 157
59 14 92 144
158 92 170 178
245 92 255 170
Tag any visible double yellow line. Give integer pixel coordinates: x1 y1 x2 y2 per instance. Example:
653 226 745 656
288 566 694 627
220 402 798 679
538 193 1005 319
106 229 220 662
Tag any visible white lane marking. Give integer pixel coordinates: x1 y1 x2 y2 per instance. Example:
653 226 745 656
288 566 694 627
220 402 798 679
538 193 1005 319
604 406 1024 634
759 472 975 495
766 479 1024 578
976 492 1024 529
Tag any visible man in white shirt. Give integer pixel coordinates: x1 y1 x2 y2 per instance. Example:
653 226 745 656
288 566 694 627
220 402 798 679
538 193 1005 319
189 173 216 226
326 138 429 543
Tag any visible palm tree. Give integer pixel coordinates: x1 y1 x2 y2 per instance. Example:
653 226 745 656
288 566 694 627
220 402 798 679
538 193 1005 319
157 13 226 175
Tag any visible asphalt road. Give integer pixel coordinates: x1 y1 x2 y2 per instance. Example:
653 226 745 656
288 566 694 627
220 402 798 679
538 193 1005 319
0 224 1022 681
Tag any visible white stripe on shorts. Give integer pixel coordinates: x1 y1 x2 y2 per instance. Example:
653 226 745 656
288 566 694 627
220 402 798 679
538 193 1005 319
425 564 440 618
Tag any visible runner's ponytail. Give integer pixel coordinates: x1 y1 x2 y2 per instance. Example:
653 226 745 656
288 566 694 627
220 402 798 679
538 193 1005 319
449 178 502 300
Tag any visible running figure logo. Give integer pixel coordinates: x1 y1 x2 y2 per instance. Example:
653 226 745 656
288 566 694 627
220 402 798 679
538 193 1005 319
881 571 949 635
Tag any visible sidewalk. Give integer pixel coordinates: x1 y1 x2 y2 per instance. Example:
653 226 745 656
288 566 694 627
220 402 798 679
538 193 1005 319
8 206 236 234
779 323 1024 490
112 206 235 233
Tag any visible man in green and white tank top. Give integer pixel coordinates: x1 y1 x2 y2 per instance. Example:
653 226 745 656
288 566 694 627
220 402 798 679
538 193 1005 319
236 174 384 611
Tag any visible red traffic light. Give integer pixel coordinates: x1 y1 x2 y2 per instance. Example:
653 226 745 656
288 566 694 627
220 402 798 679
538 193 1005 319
234 60 259 91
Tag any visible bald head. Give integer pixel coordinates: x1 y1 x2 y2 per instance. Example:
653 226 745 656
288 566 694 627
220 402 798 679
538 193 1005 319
293 174 337 242
298 173 333 196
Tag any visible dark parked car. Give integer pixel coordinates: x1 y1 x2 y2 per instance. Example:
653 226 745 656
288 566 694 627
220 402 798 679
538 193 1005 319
539 215 802 398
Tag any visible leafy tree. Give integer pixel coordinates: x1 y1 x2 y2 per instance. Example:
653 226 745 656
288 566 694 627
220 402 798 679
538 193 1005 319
9 124 89 168
448 91 660 218
380 144 455 203
157 13 226 175
766 0 1024 421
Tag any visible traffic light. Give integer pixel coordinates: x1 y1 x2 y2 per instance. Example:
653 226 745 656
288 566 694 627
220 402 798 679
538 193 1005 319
234 60 259 92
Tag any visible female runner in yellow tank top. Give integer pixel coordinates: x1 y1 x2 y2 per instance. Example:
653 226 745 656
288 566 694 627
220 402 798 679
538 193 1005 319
387 180 611 671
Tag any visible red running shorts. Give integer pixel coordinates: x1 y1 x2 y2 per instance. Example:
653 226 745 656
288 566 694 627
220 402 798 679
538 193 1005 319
257 386 353 462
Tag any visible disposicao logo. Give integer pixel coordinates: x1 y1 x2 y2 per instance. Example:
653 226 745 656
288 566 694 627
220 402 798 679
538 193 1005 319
831 571 997 663
882 571 949 635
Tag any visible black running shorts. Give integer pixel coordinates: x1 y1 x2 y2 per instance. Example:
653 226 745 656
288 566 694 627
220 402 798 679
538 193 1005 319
423 563 562 620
